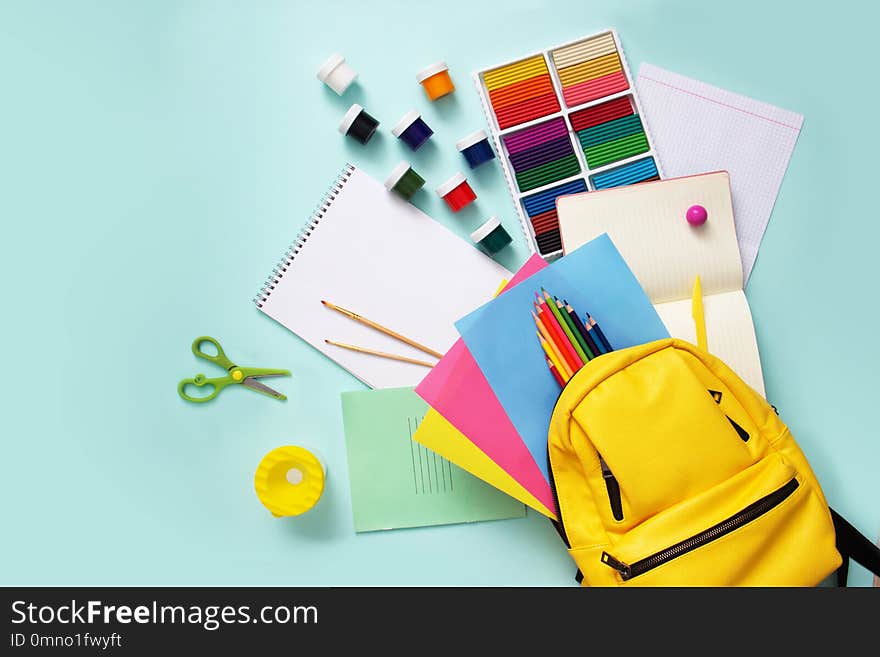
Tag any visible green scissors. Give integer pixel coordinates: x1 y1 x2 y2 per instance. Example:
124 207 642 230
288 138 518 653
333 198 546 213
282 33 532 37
177 336 290 403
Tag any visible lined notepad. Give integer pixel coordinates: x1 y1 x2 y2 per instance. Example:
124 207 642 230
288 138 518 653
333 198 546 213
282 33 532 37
636 64 804 281
558 172 765 395
254 165 511 388
341 387 526 532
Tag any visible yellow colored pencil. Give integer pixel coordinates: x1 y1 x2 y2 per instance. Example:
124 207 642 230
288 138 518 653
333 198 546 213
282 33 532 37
533 312 572 379
538 333 570 383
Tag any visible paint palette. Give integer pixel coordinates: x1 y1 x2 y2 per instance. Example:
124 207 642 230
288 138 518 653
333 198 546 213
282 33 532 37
473 30 663 259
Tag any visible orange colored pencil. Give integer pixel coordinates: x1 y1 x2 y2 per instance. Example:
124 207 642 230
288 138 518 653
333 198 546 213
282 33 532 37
535 300 579 373
533 311 572 379
535 295 581 372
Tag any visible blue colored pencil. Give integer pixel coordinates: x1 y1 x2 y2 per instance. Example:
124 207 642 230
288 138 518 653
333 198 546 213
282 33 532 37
586 313 613 353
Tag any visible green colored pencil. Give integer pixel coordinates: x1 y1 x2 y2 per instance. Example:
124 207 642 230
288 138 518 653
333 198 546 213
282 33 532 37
542 289 585 366
555 297 591 363
564 300 596 360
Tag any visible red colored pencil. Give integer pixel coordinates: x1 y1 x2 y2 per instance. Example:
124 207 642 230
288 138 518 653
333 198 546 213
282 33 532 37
547 357 565 387
535 299 581 373
535 294 581 372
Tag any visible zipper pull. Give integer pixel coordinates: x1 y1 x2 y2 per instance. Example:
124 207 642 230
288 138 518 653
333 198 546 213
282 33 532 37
599 456 613 479
601 552 631 579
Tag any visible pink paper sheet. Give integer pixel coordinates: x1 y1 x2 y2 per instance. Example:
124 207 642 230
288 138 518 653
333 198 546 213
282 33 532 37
415 254 555 512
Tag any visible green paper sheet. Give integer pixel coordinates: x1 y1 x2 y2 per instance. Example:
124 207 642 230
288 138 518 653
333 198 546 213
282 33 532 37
341 387 527 532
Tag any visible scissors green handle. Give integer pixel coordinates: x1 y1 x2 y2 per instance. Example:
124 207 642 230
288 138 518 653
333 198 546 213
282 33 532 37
178 336 290 403
191 336 236 370
177 372 237 403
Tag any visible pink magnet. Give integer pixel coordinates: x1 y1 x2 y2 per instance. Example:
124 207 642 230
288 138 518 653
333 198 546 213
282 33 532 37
686 205 708 226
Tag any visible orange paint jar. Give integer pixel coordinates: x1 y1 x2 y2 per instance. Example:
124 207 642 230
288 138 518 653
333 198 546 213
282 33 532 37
417 61 455 101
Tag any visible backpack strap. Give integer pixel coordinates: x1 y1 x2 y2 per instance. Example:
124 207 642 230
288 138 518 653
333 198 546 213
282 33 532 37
830 508 880 586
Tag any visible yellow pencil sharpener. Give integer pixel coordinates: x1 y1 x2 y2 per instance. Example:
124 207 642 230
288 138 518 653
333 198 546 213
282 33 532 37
254 446 326 517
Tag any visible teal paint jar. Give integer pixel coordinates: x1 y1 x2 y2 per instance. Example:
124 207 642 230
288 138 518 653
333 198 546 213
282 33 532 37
471 216 512 254
384 161 425 200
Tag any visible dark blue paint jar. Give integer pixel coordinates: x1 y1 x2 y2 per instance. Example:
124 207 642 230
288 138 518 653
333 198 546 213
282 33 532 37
456 129 496 168
391 110 434 150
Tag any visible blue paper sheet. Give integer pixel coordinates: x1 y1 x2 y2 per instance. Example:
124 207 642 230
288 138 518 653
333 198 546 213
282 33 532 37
455 234 669 483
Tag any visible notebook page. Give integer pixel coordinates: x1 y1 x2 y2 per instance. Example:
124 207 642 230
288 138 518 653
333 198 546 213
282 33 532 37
654 290 765 396
636 64 803 281
558 172 742 303
341 387 526 532
259 166 511 389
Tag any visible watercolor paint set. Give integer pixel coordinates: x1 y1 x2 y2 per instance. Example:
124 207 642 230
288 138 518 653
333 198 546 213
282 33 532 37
473 30 663 258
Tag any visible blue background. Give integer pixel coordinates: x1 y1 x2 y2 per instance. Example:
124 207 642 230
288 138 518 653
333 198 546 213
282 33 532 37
1 0 877 586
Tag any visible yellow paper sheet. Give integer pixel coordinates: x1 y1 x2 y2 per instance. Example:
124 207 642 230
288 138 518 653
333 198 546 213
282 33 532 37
413 409 555 518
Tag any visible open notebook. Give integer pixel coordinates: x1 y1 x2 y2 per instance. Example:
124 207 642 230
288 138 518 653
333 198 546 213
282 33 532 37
254 164 511 388
557 172 765 395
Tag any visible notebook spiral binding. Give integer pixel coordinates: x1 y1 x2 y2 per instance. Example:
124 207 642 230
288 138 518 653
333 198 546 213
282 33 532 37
253 163 356 308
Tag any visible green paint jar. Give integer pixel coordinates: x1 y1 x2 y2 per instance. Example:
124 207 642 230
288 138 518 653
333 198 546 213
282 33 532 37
471 216 512 254
384 161 425 200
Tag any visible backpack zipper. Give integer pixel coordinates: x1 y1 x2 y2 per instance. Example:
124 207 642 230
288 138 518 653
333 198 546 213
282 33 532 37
548 370 624 537
601 477 799 581
547 451 570 547
600 456 624 520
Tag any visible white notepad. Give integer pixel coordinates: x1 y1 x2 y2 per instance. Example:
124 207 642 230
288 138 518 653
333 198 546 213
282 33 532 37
557 172 765 395
254 164 511 389
636 64 804 282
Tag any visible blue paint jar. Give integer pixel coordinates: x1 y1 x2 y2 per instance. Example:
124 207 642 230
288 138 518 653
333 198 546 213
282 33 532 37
456 129 496 169
391 110 434 151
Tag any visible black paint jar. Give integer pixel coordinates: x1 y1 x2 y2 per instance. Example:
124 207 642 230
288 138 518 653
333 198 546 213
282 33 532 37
338 103 379 144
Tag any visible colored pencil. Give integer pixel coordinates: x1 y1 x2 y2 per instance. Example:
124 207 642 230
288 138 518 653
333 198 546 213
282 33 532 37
538 333 569 383
535 296 581 372
555 297 591 363
321 300 443 359
547 356 566 386
543 289 585 369
583 319 605 354
533 312 572 379
566 301 598 359
540 290 583 370
535 302 576 375
586 313 613 353
324 339 435 368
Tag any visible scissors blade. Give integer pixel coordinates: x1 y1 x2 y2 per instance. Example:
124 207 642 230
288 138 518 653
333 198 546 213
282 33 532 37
241 377 286 400
248 371 289 379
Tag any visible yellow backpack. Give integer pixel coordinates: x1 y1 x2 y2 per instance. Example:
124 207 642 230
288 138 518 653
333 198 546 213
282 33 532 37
548 338 878 586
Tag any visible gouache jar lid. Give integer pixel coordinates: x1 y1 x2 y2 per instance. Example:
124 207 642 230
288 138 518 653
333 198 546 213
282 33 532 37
456 129 496 168
456 129 489 151
339 103 365 134
435 172 468 198
417 61 455 101
338 103 379 144
392 110 421 137
471 216 512 254
254 445 326 518
417 61 449 83
384 161 425 200
317 53 357 95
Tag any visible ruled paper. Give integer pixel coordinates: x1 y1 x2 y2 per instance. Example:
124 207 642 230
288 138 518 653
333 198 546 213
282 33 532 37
636 64 804 281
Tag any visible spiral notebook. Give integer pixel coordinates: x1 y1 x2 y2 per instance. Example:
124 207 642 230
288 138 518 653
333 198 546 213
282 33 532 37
254 164 512 389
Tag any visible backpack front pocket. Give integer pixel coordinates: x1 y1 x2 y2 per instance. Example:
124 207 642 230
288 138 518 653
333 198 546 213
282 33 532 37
579 455 839 586
601 477 799 580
